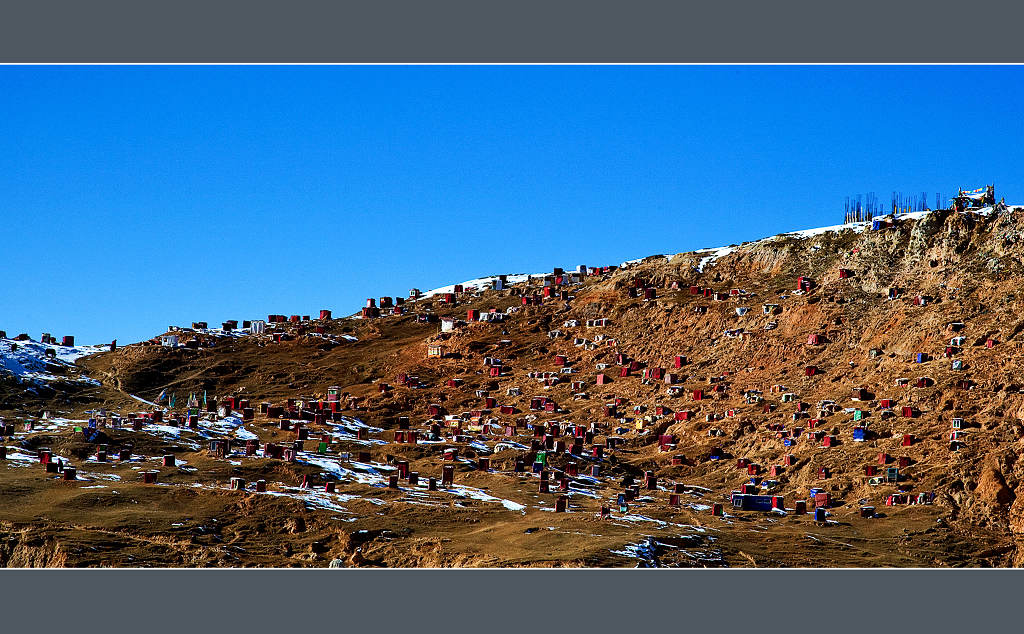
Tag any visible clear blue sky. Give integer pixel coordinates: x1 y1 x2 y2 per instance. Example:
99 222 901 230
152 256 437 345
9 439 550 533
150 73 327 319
1 65 1021 344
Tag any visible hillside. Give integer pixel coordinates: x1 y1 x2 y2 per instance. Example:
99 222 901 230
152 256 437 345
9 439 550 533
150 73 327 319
3 205 1024 567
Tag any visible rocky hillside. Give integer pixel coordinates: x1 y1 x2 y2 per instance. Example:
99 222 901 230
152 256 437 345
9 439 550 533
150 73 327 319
3 205 1024 567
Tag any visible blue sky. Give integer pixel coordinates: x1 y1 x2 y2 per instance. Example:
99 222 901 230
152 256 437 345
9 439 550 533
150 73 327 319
1 65 1021 344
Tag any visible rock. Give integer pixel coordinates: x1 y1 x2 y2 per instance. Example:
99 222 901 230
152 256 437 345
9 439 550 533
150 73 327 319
977 459 1015 507
348 548 365 567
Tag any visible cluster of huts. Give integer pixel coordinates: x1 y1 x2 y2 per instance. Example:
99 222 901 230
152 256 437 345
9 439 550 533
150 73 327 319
154 310 355 348
4 241 977 530
386 262 958 520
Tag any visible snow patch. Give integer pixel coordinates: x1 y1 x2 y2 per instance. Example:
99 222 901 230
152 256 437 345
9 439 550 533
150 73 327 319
0 338 105 386
418 273 542 300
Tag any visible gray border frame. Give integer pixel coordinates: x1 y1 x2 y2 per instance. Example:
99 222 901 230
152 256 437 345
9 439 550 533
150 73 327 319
2 0 1024 62
1 569 1019 629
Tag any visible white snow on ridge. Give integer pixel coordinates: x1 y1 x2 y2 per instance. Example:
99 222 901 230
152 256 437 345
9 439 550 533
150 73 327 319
688 216 875 271
169 324 358 344
0 337 106 385
693 246 737 273
620 255 671 268
418 273 542 300
773 218 873 240
184 327 251 339
404 205 1021 301
671 205 1021 273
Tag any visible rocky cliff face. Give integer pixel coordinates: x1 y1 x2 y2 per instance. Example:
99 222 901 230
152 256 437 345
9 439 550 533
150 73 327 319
567 207 1024 541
